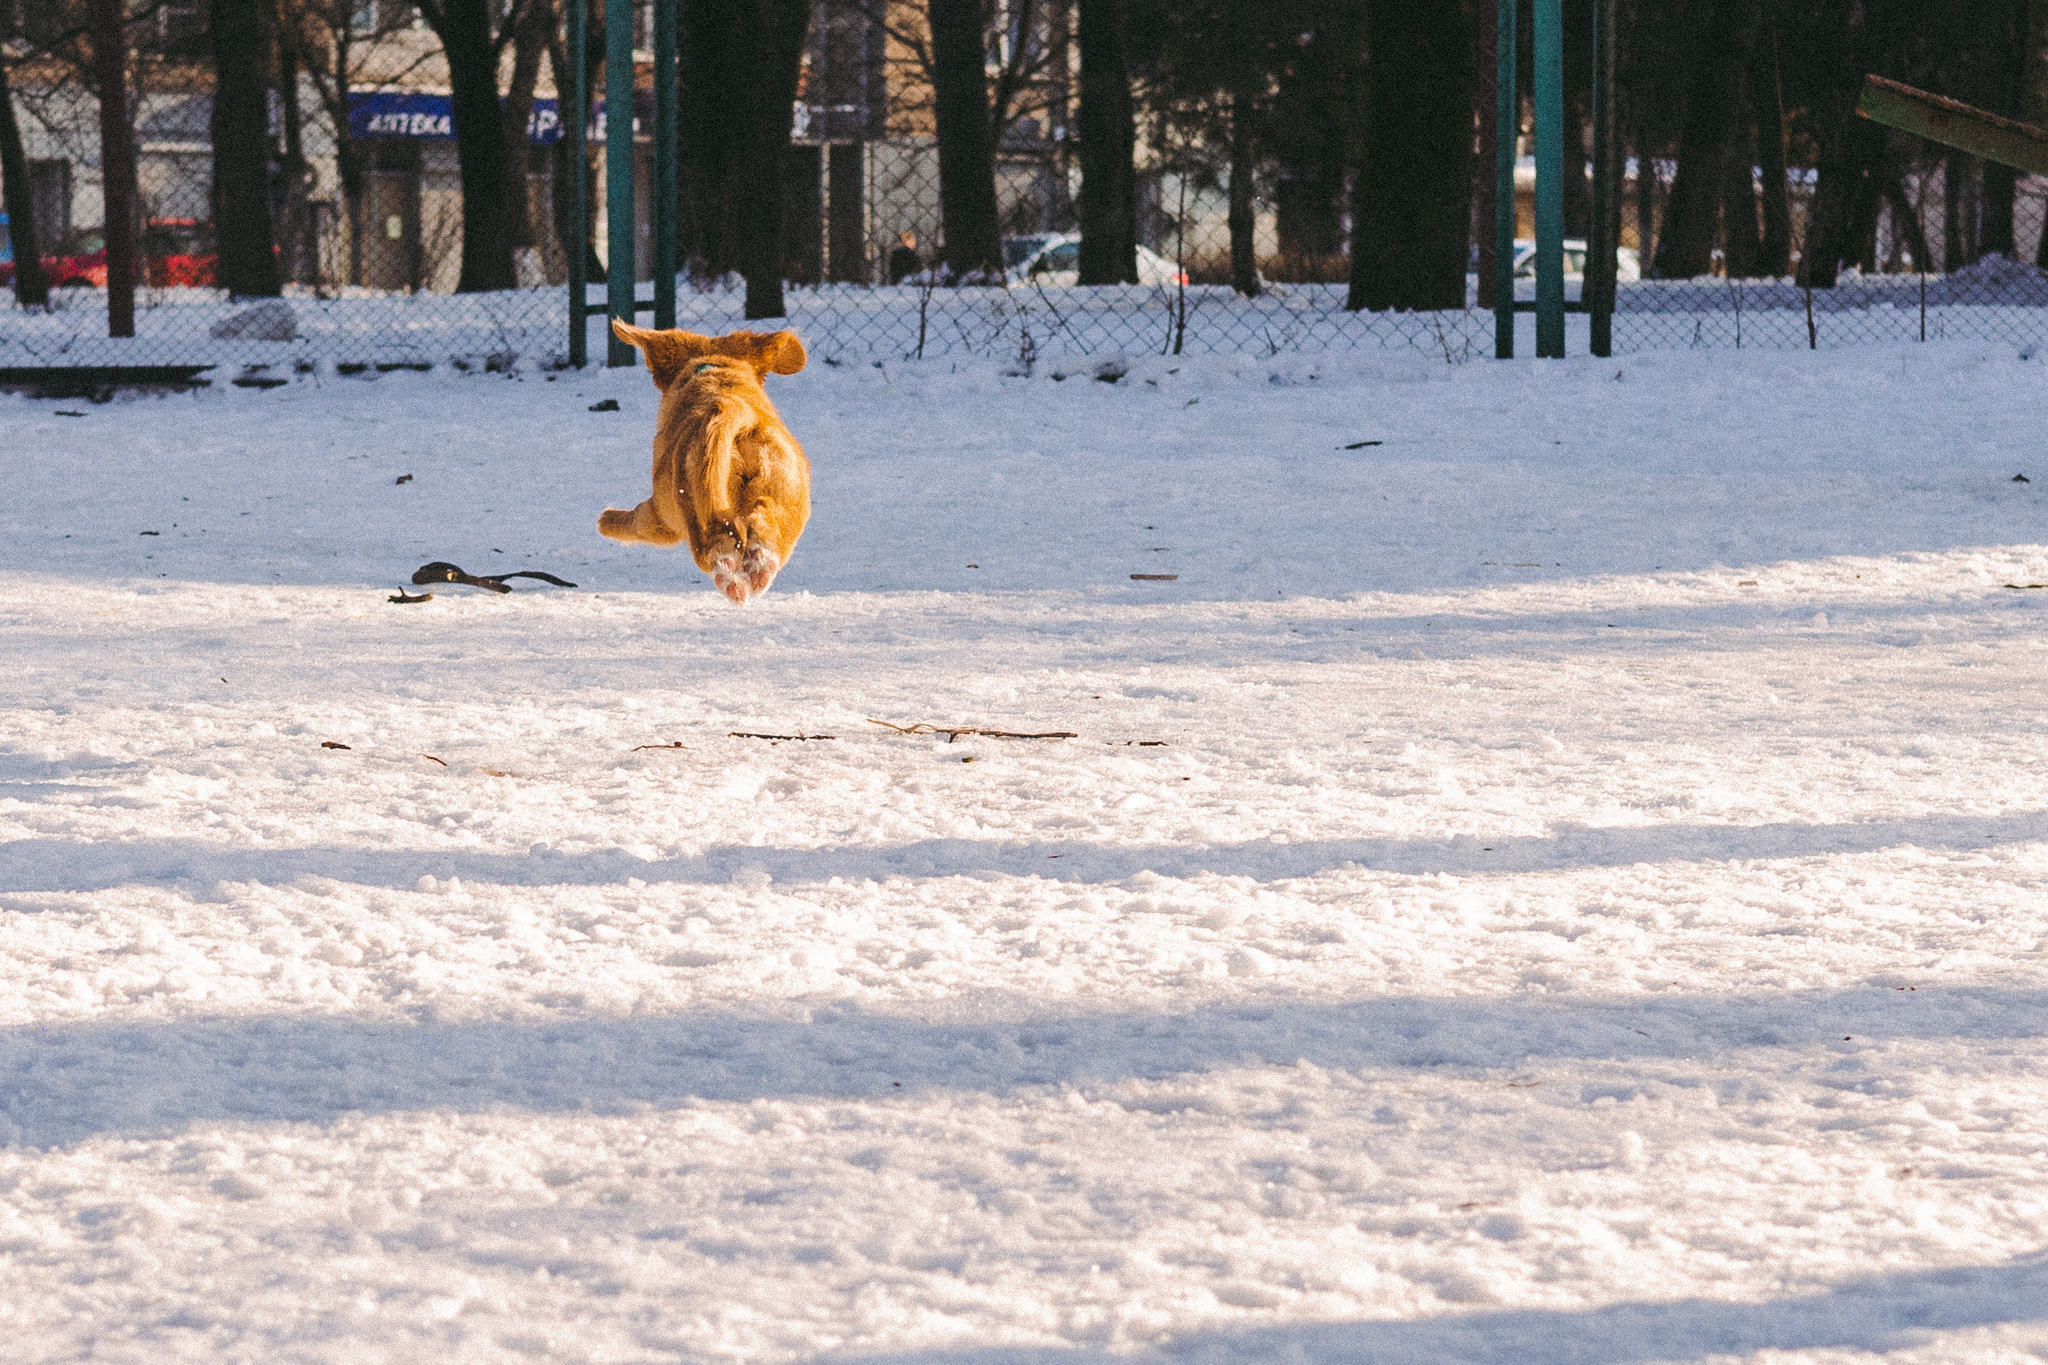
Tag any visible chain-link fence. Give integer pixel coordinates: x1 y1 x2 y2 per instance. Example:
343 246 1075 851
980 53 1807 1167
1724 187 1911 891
8 1 2048 380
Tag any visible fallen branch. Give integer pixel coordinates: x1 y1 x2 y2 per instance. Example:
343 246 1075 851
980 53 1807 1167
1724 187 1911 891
730 732 835 741
632 741 688 751
868 719 1078 743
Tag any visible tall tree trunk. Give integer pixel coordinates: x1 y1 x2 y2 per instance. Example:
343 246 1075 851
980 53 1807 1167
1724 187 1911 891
1651 0 1754 279
1348 0 1473 311
1227 82 1259 298
500 0 554 275
91 0 137 334
337 140 364 286
276 7 313 284
1076 0 1135 284
1564 86 1592 240
432 0 517 292
1800 0 1900 286
930 0 1003 280
1879 174 1929 270
1632 130 1657 270
1719 111 1758 278
1753 11 1789 277
680 0 745 276
1942 153 1977 271
1980 0 2026 258
2030 0 2048 266
0 61 50 307
544 29 600 281
210 0 282 296
738 0 810 317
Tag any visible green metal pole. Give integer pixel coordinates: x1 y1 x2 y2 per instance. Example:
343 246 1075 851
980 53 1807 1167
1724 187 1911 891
567 0 588 368
1493 0 1517 359
1533 0 1564 357
653 0 676 330
605 0 636 365
1588 0 1617 357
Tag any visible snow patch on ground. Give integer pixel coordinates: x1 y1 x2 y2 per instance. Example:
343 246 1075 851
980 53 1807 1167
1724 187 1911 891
3 342 2047 1362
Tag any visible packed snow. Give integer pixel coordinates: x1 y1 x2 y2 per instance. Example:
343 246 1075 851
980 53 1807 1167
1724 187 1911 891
3 340 2048 1363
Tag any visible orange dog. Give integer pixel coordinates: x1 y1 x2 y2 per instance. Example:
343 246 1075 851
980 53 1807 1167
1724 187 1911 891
600 321 810 605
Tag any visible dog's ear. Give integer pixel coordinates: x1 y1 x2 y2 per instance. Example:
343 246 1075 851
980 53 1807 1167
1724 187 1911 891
737 329 806 377
611 320 706 389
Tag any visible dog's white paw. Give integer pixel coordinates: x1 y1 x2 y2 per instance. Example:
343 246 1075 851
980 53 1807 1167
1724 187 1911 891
741 544 781 596
712 550 750 606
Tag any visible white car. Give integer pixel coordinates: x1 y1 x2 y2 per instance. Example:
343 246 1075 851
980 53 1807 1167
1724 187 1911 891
1003 233 1188 287
1512 237 1641 300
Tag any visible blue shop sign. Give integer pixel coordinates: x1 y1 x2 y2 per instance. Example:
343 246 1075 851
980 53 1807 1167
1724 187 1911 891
349 92 563 143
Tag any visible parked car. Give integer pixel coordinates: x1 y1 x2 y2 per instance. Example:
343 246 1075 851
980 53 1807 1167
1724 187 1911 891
0 219 218 289
1003 233 1188 287
140 218 218 288
1511 237 1640 301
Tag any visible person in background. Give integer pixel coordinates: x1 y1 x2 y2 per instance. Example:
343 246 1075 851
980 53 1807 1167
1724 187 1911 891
888 230 922 285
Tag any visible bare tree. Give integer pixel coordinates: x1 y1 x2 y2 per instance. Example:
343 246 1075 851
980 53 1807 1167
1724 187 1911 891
290 0 442 287
928 0 1003 277
211 0 283 295
1652 0 1756 280
1075 0 1134 283
1348 0 1473 311
413 0 514 291
853 0 1069 275
497 0 555 279
0 59 51 306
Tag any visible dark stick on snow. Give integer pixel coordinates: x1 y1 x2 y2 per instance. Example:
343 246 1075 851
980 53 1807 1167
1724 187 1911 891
730 732 836 741
868 719 1078 742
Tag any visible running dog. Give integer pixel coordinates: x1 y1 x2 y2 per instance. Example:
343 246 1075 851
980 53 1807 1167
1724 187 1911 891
600 321 810 605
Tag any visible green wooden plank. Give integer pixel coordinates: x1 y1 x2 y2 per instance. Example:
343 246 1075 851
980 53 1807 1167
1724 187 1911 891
566 0 587 368
1493 0 1517 359
653 0 677 331
1857 75 2048 177
1533 0 1564 358
605 0 636 366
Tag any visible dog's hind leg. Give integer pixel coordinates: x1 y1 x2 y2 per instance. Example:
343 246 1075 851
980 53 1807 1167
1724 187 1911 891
739 542 780 596
698 525 751 605
599 500 683 546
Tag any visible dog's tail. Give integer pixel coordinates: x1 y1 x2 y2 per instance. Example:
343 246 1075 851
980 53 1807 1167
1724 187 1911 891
692 397 751 532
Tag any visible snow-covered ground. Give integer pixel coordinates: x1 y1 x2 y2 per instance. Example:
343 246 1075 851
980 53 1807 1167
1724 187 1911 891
3 341 2048 1363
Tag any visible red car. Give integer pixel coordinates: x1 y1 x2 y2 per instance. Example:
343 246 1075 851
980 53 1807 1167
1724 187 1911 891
0 218 218 289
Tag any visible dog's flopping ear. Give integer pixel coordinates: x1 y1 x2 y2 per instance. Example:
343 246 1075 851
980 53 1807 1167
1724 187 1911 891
611 320 707 389
731 329 806 377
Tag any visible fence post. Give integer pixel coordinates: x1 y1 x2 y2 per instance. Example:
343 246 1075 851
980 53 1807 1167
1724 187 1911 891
1493 0 1517 359
605 0 637 366
1532 0 1564 358
1588 0 1617 357
568 0 588 368
653 0 676 331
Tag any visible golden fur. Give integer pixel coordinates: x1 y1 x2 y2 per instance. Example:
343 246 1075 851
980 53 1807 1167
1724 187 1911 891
599 321 811 605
